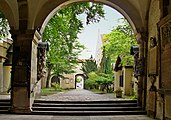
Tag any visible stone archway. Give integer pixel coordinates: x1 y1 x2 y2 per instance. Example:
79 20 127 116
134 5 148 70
34 0 147 34
0 0 149 115
75 74 85 89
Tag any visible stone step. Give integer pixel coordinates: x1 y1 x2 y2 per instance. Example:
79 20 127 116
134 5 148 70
0 106 11 110
34 99 137 104
31 110 146 116
0 99 11 114
32 106 142 111
33 102 137 107
32 99 146 116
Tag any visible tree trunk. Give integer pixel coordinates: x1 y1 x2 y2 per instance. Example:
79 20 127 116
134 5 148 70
46 67 52 88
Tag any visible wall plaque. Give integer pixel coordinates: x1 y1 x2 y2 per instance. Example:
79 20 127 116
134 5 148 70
159 14 171 51
158 14 171 88
149 46 158 75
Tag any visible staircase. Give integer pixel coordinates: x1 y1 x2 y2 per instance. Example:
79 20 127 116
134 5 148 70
32 99 146 115
0 99 11 114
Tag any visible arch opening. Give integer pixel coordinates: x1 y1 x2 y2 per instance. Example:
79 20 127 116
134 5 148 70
36 0 144 35
75 74 85 89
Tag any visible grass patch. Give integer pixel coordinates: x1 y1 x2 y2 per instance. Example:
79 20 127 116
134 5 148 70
90 89 108 94
41 87 70 96
41 87 59 96
122 95 138 100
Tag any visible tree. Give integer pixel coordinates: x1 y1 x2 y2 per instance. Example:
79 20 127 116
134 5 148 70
81 55 97 78
0 11 10 39
85 71 113 92
102 18 137 66
43 2 105 87
99 47 112 74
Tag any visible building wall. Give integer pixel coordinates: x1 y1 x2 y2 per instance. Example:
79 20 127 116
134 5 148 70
114 70 123 91
30 33 41 105
123 67 133 96
132 76 138 96
0 39 12 94
3 66 11 93
147 0 161 119
147 0 171 119
95 34 104 68
60 74 75 89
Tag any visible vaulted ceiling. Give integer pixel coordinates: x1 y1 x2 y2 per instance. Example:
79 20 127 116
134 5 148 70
0 0 151 33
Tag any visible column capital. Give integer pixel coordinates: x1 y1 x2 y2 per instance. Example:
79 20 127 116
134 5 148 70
9 29 36 37
0 57 6 63
135 32 148 44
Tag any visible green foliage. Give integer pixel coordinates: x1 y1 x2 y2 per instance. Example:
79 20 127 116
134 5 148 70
84 72 98 89
128 95 137 100
95 73 113 85
81 58 97 78
51 82 62 91
41 87 57 96
43 2 105 82
102 18 137 66
85 71 113 92
100 49 112 74
0 11 10 39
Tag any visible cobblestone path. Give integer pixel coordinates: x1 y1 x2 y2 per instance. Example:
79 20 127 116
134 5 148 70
39 89 115 101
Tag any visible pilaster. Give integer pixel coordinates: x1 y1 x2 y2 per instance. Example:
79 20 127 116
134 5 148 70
10 30 36 113
0 59 5 93
135 32 148 109
3 66 12 94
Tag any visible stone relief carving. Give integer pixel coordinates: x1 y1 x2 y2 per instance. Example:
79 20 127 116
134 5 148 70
37 42 49 81
136 58 144 76
149 37 158 76
160 21 171 50
150 37 157 48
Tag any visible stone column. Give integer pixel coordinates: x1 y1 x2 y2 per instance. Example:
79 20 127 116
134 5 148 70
136 32 147 109
10 30 35 113
3 66 11 93
0 59 4 93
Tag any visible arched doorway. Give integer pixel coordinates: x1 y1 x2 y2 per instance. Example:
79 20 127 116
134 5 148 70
75 74 85 89
0 0 148 115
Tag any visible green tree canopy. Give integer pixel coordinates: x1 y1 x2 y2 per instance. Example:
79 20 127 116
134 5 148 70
102 18 137 66
81 56 97 78
42 2 105 87
0 11 10 39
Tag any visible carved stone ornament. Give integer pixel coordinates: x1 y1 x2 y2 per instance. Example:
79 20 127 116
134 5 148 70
37 42 48 80
159 15 171 51
134 58 144 77
150 37 157 48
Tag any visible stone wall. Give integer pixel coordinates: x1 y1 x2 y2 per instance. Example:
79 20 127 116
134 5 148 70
147 0 161 119
30 32 41 106
60 74 75 89
148 0 171 119
114 70 123 91
123 67 133 96
0 39 12 94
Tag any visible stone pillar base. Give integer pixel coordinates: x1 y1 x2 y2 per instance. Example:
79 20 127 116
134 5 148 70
11 87 31 113
11 107 32 113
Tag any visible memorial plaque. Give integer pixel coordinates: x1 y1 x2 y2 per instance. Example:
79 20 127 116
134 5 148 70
149 46 157 75
158 15 171 88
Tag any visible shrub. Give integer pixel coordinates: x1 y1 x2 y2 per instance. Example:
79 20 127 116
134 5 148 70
51 82 62 91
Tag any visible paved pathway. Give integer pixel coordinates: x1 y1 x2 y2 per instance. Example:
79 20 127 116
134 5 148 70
0 89 156 120
0 114 155 120
39 89 115 101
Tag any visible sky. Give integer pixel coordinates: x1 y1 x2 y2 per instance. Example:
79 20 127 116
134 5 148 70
77 5 124 59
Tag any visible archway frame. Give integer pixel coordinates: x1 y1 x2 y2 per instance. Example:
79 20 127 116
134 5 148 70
33 0 145 34
0 0 149 113
75 74 86 89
